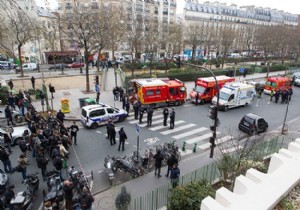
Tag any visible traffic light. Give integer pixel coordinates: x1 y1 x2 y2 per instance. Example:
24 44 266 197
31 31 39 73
208 105 217 120
94 75 99 85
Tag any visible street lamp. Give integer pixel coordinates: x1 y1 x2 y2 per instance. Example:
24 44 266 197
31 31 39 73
183 62 220 158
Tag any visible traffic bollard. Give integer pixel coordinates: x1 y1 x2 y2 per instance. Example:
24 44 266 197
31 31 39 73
193 143 197 153
182 142 186 152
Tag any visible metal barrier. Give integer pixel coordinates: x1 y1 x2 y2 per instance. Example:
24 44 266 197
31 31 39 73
129 136 295 210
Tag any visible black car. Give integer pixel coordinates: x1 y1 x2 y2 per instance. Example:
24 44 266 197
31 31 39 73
238 113 268 135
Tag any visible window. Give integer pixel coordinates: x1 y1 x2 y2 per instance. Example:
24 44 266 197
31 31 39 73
169 88 178 96
146 90 154 96
156 90 161 95
89 109 105 118
107 108 118 114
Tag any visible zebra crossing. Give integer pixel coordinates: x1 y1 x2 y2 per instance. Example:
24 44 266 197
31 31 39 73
125 111 234 155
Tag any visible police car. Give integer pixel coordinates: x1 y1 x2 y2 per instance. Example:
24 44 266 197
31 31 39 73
80 103 128 129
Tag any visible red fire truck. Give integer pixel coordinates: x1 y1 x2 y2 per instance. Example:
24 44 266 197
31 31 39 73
129 78 187 108
190 75 235 104
264 76 292 94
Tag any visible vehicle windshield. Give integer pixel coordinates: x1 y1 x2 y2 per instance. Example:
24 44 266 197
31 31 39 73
194 85 206 94
265 81 277 87
180 86 186 94
219 91 230 101
81 109 87 118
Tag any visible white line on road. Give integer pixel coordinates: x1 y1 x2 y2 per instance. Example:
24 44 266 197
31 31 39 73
96 131 102 134
172 127 208 139
129 115 163 124
149 120 185 131
197 135 232 150
186 133 218 145
98 170 103 173
183 104 192 107
161 124 196 135
139 119 164 127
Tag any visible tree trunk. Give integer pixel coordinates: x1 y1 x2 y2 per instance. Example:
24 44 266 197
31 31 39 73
192 46 196 62
97 49 101 72
18 44 24 77
84 46 90 92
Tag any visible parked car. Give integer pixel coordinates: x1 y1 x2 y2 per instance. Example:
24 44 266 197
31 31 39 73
292 72 300 87
67 62 84 68
48 64 68 70
238 113 269 135
0 61 16 70
0 126 31 145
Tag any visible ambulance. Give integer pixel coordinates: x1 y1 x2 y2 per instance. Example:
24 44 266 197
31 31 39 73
264 76 292 94
190 75 235 104
129 78 187 108
212 82 256 111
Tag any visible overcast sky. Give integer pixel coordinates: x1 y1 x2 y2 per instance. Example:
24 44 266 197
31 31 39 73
35 0 300 15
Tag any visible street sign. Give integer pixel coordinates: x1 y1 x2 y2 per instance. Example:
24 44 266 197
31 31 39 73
95 84 99 93
136 123 140 135
239 67 245 73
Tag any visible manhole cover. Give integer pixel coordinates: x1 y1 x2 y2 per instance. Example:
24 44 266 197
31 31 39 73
63 91 71 95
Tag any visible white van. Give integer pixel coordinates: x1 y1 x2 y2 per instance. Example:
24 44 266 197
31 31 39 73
23 63 37 71
81 103 128 129
212 82 256 111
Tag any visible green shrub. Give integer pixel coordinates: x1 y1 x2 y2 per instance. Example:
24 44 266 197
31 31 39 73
167 179 215 210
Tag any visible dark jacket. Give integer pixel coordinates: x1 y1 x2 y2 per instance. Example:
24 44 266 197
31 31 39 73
78 192 94 209
53 157 63 171
170 111 175 121
153 151 164 168
4 107 12 118
163 108 169 117
63 182 76 200
68 125 79 136
119 129 127 141
36 156 49 169
0 148 9 161
167 155 178 168
170 166 180 180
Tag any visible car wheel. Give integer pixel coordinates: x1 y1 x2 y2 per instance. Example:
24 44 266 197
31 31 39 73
224 106 229 112
200 99 205 105
14 137 22 146
174 101 180 106
244 103 248 107
90 123 98 129
15 115 23 123
119 116 126 122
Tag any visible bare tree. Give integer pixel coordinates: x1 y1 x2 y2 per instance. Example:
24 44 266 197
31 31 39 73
60 6 100 92
144 17 161 76
184 22 205 61
241 25 255 56
2 5 38 76
254 25 277 77
218 27 236 68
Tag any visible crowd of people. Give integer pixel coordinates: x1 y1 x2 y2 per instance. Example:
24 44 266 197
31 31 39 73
0 90 96 210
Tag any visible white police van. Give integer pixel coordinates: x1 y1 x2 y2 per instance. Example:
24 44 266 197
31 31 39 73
81 103 128 129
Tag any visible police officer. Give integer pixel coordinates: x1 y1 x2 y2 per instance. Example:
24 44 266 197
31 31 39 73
146 106 153 127
110 122 116 146
169 108 175 129
133 101 139 120
195 93 199 106
274 90 280 103
139 107 144 124
125 100 130 114
163 107 169 126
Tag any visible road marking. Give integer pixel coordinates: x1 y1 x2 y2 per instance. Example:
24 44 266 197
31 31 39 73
129 115 163 124
197 135 232 150
149 120 185 131
186 132 222 145
161 124 196 135
178 148 193 157
90 180 94 191
96 131 102 134
183 104 192 107
172 127 208 139
98 170 103 173
139 119 164 127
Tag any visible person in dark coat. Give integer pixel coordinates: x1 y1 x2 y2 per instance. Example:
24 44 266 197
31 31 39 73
110 122 116 146
63 180 77 210
8 79 13 90
68 121 79 145
7 94 15 110
53 155 63 180
163 107 169 126
139 107 144 123
0 147 12 173
56 110 65 124
106 120 112 140
153 150 163 177
274 89 280 103
118 127 127 151
4 184 15 210
133 101 139 120
119 87 124 102
3 131 13 154
288 88 293 101
125 100 130 114
4 106 15 126
165 154 178 178
170 163 180 188
146 106 153 127
18 138 28 157
169 108 175 129
281 89 288 104
195 92 199 105
36 153 49 180
78 187 94 210
31 76 35 89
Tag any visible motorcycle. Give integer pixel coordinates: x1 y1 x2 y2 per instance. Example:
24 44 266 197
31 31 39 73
43 171 64 208
68 166 89 192
112 156 141 178
10 173 39 210
104 155 115 186
0 169 9 196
